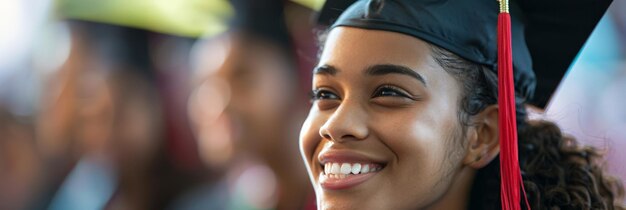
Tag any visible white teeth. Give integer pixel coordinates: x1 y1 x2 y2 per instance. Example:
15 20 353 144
351 163 362 174
331 163 340 174
325 163 330 174
324 162 384 177
361 164 370 173
340 163 351 175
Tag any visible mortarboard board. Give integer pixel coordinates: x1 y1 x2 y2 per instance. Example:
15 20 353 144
315 0 612 209
55 0 233 38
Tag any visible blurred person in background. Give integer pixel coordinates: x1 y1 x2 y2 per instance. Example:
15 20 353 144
35 21 199 210
187 0 318 209
31 0 223 209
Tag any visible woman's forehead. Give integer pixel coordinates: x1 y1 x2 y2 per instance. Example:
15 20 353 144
317 27 448 85
319 27 435 71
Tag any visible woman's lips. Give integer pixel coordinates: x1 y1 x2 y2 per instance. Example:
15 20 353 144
319 162 383 190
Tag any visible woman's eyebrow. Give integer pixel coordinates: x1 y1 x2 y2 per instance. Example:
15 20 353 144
365 64 427 86
313 65 338 76
313 64 427 86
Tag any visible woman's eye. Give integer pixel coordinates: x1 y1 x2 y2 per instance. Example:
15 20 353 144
311 89 340 101
373 86 411 98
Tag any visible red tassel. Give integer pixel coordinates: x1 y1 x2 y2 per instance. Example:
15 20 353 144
497 12 530 210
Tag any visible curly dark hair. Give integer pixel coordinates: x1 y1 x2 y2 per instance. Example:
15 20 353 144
429 45 625 210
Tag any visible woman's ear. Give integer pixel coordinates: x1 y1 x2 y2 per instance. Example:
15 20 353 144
463 105 499 169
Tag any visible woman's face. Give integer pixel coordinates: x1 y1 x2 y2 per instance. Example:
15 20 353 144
300 27 471 209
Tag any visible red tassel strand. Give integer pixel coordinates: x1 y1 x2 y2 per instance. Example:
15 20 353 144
497 11 529 210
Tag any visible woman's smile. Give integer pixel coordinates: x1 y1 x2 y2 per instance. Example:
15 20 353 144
316 149 387 190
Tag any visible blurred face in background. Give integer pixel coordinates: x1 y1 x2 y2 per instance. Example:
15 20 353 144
37 25 162 170
190 30 314 210
190 33 301 168
39 68 162 168
37 34 112 159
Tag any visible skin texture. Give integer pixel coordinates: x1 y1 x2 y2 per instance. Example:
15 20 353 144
300 27 500 210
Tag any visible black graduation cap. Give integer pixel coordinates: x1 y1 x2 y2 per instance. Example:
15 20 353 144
315 0 613 209
316 0 612 108
230 0 292 51
67 20 155 79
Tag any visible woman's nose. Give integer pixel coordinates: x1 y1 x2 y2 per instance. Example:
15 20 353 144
318 103 369 143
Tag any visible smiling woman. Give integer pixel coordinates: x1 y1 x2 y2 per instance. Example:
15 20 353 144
301 28 471 209
299 0 625 209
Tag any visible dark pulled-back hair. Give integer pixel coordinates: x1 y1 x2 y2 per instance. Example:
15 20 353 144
429 45 625 210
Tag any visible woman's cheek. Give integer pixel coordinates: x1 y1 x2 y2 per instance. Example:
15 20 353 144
299 109 323 162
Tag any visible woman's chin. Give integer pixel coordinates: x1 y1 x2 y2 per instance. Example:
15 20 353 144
315 189 382 210
317 197 368 210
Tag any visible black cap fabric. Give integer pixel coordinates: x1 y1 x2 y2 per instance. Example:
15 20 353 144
230 0 291 50
317 0 612 108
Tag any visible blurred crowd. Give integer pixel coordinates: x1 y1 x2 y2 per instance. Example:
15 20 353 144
0 0 625 210
0 0 319 209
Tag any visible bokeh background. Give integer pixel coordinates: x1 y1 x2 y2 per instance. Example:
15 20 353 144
0 0 624 209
